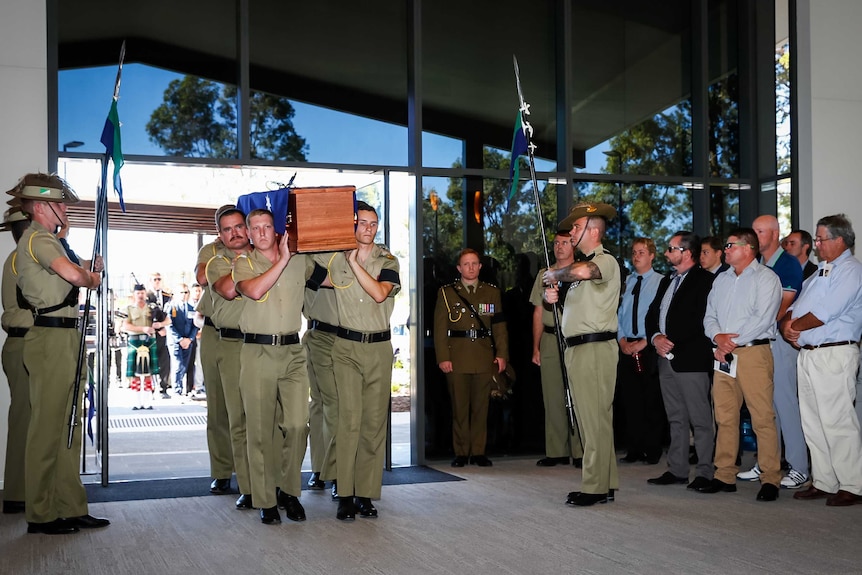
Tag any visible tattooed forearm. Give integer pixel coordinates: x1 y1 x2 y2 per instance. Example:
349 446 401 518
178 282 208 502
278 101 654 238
551 261 602 282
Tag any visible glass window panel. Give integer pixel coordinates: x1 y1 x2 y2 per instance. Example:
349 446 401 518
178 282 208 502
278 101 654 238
573 1 692 175
708 184 741 240
423 176 463 281
776 41 791 176
708 0 741 178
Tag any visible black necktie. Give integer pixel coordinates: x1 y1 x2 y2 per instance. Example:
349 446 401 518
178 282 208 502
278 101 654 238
631 275 643 334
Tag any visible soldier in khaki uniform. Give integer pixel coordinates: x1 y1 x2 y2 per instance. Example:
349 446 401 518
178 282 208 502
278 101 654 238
8 173 109 534
1 206 32 514
233 209 309 525
303 285 340 492
194 206 235 494
308 201 400 521
434 249 508 468
529 231 584 467
205 206 255 507
544 202 620 507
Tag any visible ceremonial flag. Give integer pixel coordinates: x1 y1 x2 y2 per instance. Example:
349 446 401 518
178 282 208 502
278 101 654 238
100 99 125 212
508 113 528 211
236 188 291 235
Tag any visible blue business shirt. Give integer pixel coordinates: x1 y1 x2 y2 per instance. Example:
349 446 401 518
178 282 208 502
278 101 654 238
618 268 663 339
788 249 862 346
704 259 782 345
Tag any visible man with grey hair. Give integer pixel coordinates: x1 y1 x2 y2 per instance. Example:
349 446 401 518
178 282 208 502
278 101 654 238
781 214 862 506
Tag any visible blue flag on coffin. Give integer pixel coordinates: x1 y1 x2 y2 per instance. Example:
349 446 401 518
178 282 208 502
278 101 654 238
236 189 290 235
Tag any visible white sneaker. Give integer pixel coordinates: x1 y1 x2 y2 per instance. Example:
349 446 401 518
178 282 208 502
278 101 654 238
737 463 762 481
780 468 809 489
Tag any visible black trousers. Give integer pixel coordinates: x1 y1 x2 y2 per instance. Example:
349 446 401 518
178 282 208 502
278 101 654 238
617 346 665 459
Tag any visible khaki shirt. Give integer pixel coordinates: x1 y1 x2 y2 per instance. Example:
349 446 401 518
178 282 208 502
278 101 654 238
125 303 153 330
16 221 77 319
560 246 620 337
194 240 221 319
318 244 400 333
433 279 508 373
303 284 339 326
529 267 570 328
206 244 245 330
232 249 307 335
1 250 34 330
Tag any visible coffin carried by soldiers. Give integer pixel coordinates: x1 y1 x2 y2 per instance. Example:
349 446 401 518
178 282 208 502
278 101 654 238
286 186 357 253
237 185 357 253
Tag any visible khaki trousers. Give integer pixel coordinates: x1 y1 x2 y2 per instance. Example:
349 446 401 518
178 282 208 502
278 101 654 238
304 329 338 480
539 331 583 459
712 345 781 485
446 372 491 457
2 335 29 502
199 324 233 480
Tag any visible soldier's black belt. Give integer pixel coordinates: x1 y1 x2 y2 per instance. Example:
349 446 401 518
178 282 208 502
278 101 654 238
33 316 78 329
448 329 490 339
243 332 300 346
801 340 858 350
565 331 617 347
204 316 215 328
219 328 244 340
543 325 556 334
308 319 338 334
7 327 29 337
741 338 771 347
337 328 391 344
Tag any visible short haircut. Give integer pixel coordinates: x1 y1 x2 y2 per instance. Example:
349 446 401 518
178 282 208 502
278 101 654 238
701 235 725 263
817 214 855 249
672 231 701 259
356 201 378 217
790 229 814 257
246 208 274 227
631 237 656 256
458 248 481 264
585 216 606 235
191 282 201 288
728 227 759 255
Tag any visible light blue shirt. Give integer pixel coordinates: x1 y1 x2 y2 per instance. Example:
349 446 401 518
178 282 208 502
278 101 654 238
788 249 862 346
704 259 781 345
618 268 663 339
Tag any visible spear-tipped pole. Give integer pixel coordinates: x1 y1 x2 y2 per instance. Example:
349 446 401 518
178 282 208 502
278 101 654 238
512 55 580 442
67 41 125 448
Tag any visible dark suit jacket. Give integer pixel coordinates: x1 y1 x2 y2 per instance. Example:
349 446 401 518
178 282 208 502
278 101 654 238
645 266 715 373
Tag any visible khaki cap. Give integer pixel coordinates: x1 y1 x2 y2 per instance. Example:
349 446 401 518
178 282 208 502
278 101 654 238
6 173 79 204
559 202 616 229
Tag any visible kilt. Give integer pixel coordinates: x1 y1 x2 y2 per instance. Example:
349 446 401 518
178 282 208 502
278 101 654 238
126 334 159 376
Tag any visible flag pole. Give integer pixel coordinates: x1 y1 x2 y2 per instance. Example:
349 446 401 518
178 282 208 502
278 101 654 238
512 56 580 443
67 41 125 450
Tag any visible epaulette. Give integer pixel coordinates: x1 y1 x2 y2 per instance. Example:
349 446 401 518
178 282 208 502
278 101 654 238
376 243 396 259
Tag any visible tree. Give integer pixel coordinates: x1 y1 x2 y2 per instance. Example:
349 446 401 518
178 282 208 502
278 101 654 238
146 75 308 161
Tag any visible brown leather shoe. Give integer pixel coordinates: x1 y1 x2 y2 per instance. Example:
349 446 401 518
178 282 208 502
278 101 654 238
826 489 862 507
793 485 832 500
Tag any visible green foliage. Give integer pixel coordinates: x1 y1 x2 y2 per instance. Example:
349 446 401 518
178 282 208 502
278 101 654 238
146 76 308 161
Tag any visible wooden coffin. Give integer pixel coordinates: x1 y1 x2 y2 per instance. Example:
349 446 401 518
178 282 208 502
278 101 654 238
286 186 357 253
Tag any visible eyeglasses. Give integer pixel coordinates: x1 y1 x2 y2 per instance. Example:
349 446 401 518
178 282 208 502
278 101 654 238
152 278 162 281
814 237 836 244
724 241 749 249
180 291 189 294
665 246 686 253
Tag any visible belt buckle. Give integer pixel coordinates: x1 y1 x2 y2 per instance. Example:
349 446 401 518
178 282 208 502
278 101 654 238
361 332 371 344
467 329 477 339
270 334 279 346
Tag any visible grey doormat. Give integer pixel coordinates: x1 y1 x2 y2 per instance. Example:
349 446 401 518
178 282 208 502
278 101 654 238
85 466 463 503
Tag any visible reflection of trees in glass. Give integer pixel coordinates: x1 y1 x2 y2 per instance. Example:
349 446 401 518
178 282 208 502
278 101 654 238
776 43 791 176
709 73 740 178
420 149 557 291
146 76 308 161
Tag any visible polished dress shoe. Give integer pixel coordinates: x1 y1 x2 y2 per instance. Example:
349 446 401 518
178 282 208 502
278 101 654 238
643 453 662 465
567 490 614 504
826 489 862 507
695 478 737 494
27 518 79 535
536 456 569 467
470 455 493 467
2 500 24 514
355 497 378 518
260 506 281 524
573 458 583 468
336 496 356 521
756 483 779 501
793 485 833 500
686 476 712 491
68 514 111 529
451 456 468 468
566 491 608 506
210 478 232 494
235 494 254 509
307 472 325 490
647 471 687 485
277 492 306 521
